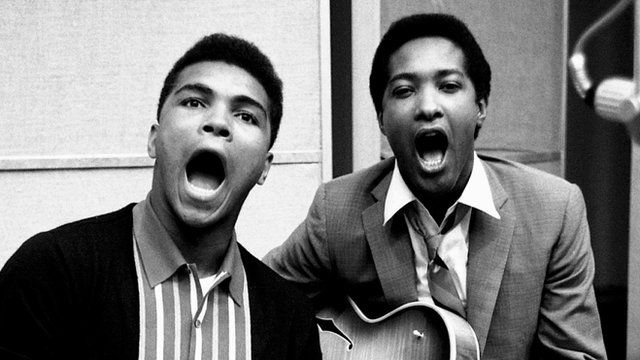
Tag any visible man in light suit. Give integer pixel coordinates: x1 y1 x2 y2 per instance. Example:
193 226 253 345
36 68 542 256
265 13 607 359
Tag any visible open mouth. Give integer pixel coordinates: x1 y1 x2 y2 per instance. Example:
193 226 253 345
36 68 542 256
415 129 448 168
186 151 225 191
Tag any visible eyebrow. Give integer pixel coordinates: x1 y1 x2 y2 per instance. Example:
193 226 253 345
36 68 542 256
174 82 268 118
232 95 268 119
174 83 213 97
388 69 466 83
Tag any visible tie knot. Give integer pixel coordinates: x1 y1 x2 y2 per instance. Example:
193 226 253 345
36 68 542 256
404 203 444 261
425 234 444 261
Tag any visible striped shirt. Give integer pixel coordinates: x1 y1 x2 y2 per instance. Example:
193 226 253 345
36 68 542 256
132 199 251 360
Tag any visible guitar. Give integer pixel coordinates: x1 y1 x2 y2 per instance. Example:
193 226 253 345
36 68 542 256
317 298 479 360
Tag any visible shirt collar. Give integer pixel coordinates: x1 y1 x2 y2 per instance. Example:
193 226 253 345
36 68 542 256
132 196 246 306
215 234 245 306
383 152 500 225
458 153 501 219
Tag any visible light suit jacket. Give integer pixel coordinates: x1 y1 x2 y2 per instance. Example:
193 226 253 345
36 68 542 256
265 156 607 359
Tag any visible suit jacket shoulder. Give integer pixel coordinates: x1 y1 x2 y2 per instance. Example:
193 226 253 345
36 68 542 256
324 157 394 198
478 154 585 243
479 154 577 196
319 157 394 240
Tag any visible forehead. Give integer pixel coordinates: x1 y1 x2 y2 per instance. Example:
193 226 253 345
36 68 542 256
388 36 467 77
173 61 270 108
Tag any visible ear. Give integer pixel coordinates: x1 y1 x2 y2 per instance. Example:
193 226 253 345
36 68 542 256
377 112 386 135
476 99 487 130
257 152 274 185
147 124 159 159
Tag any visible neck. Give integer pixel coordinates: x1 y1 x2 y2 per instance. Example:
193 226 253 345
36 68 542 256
418 160 474 225
419 195 455 226
148 191 237 278
172 224 234 278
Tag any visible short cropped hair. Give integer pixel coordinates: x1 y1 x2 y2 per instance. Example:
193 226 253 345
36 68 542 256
369 13 491 114
157 33 283 148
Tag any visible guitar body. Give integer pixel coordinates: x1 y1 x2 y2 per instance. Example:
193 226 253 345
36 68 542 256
318 299 479 360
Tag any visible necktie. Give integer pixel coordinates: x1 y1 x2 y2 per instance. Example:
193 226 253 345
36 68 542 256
405 202 467 318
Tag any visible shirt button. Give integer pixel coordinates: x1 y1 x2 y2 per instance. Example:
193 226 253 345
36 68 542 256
194 319 201 328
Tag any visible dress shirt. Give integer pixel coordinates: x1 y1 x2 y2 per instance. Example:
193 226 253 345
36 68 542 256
383 152 501 306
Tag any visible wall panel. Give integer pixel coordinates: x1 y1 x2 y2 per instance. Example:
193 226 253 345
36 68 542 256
0 0 330 266
0 168 153 263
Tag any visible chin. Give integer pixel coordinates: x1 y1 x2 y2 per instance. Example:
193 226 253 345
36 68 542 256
173 204 219 228
415 172 450 193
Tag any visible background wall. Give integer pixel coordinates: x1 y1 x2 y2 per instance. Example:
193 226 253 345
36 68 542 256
0 0 331 265
566 1 632 358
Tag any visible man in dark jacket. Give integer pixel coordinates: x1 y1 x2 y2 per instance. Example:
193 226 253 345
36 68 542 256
0 33 321 360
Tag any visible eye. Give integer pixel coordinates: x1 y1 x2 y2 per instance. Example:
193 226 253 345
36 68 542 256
236 111 258 125
391 86 414 98
180 98 205 108
440 82 461 93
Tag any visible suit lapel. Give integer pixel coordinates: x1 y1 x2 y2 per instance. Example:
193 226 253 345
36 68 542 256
360 157 516 354
466 164 515 354
363 169 418 307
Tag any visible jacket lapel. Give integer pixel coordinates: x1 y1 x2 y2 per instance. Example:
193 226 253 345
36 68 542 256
466 164 515 354
363 169 418 307
239 248 268 360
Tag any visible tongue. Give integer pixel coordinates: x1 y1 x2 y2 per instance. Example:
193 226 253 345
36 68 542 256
420 149 445 167
188 170 222 190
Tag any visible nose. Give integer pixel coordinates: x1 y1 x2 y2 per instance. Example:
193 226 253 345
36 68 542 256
415 88 443 121
202 108 231 139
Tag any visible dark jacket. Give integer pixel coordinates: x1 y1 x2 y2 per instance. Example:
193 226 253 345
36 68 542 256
0 204 321 360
